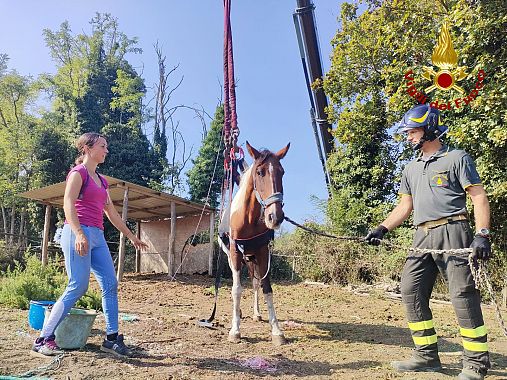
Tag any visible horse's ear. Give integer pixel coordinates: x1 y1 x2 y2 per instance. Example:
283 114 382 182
275 143 290 160
246 141 260 160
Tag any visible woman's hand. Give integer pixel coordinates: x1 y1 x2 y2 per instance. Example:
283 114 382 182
75 230 89 256
128 234 149 251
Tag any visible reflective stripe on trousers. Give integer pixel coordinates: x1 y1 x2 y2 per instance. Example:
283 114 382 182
400 221 490 371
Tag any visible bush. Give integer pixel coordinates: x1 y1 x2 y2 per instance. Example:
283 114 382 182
0 240 26 273
0 252 102 310
274 222 507 305
274 223 411 285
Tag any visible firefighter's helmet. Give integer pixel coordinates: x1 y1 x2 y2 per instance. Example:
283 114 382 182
398 104 447 148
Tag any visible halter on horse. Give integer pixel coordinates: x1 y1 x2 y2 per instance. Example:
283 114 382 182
219 141 290 345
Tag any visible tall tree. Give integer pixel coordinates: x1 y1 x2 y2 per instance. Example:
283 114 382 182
0 70 38 243
323 0 507 239
187 105 224 207
148 44 210 194
43 14 158 186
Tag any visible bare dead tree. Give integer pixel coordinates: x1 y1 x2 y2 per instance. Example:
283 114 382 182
168 118 193 192
151 42 212 194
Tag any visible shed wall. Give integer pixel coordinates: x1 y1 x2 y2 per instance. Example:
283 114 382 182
140 214 211 274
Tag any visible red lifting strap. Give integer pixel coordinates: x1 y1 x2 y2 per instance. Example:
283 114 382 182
223 0 238 150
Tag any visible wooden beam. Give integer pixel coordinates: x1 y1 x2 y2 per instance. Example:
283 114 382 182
111 200 167 217
111 182 211 212
113 194 150 203
168 202 176 277
135 221 141 273
209 211 215 276
116 187 129 282
40 195 64 203
41 205 52 266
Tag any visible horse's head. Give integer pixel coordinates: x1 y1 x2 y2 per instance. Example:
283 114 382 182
246 141 290 230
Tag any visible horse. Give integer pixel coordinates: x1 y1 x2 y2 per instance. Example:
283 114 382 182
218 141 290 345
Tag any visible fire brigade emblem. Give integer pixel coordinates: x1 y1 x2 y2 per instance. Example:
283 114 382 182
431 171 449 188
422 22 467 95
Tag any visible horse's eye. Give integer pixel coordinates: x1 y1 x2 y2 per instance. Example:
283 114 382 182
257 169 265 177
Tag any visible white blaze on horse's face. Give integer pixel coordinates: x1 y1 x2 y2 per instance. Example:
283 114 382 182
246 141 290 230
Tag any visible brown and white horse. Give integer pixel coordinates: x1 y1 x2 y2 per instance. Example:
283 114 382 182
219 141 289 345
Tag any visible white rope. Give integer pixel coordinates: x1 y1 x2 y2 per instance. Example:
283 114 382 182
17 353 64 377
469 257 507 337
259 242 273 281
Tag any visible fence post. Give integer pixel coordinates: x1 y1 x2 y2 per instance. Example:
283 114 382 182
135 221 141 273
41 205 52 266
503 281 506 309
116 187 129 282
168 202 176 277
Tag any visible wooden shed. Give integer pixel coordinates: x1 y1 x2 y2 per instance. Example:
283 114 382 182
18 175 216 281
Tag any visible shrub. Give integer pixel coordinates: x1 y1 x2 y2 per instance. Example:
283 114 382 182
0 252 102 310
0 240 26 273
274 223 412 285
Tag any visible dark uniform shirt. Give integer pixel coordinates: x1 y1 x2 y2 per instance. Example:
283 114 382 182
399 145 482 226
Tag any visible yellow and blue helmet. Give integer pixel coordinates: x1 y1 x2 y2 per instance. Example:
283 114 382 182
398 104 448 148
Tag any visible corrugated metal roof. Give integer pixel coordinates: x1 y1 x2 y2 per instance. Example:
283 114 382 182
18 175 214 220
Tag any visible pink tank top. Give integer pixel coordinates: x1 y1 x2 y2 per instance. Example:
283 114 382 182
65 164 108 230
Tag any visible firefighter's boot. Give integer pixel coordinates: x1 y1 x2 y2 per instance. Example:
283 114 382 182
391 356 442 373
457 367 485 380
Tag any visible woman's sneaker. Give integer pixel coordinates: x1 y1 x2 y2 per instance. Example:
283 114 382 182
100 334 132 358
31 335 63 357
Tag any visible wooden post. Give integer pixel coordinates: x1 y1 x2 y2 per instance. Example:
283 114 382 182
41 205 52 266
503 281 507 309
209 211 215 276
116 187 129 282
168 202 176 277
290 252 296 281
135 221 141 273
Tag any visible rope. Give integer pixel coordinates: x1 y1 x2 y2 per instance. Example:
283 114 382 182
260 242 273 281
284 215 507 337
469 259 507 337
16 353 64 378
283 216 363 241
285 216 476 255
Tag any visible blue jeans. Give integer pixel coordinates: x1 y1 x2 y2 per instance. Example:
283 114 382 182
41 224 119 337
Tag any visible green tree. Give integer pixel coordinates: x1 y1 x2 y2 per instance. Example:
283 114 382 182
100 122 157 186
187 105 224 207
0 54 8 75
318 0 507 292
0 70 39 243
43 14 159 187
323 0 507 242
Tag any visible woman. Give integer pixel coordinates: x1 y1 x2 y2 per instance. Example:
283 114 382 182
32 132 148 358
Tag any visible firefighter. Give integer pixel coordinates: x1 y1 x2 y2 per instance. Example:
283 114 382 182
365 104 491 380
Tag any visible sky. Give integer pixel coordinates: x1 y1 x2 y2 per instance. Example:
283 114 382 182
0 0 344 230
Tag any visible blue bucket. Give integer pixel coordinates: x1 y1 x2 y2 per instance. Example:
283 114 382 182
28 300 55 330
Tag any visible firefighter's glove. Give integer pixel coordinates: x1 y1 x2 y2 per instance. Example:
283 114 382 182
470 235 491 261
365 225 389 246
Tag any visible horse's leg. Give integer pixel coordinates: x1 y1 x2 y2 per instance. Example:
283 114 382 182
247 260 262 321
258 246 286 345
228 244 243 343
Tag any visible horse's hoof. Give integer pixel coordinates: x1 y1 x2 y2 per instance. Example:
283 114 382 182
272 334 287 346
228 333 241 343
253 315 262 322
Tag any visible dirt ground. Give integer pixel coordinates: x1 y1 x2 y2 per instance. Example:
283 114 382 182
1 273 506 380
